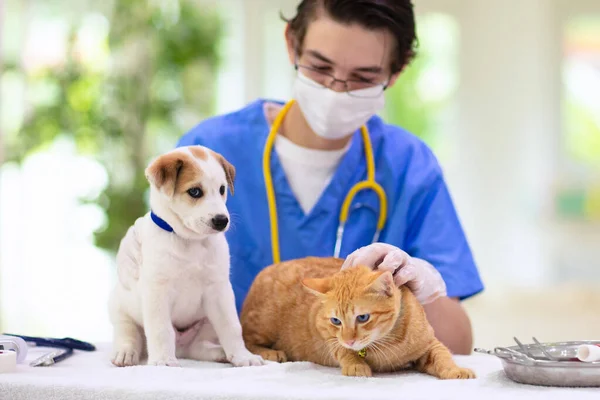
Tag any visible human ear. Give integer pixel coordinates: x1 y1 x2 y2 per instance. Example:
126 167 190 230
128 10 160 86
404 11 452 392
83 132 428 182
284 23 297 65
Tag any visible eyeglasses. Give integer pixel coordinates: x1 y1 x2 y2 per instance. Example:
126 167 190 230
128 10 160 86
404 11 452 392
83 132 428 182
294 64 388 99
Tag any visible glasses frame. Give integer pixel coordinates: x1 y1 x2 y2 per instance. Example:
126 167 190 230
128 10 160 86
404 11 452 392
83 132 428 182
294 63 390 98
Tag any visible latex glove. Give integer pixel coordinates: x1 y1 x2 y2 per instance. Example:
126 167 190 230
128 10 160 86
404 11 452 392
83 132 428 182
341 243 447 304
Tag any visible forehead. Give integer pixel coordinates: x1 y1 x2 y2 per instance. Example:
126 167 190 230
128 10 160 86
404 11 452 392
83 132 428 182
176 147 224 188
193 148 224 179
302 16 393 69
327 289 364 312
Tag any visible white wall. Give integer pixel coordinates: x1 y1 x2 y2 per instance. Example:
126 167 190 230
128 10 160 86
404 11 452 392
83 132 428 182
449 0 562 287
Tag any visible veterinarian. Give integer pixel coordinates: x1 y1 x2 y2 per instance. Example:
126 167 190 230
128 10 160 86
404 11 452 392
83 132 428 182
176 0 484 355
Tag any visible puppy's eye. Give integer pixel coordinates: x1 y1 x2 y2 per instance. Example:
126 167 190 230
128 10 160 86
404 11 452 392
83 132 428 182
356 314 370 323
187 188 204 198
219 185 225 195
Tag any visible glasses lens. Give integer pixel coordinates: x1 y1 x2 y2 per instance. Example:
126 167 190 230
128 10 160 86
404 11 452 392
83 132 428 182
346 84 386 98
296 64 386 98
296 66 330 89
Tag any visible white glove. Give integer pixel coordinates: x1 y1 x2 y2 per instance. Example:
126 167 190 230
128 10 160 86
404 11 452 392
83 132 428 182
341 243 447 304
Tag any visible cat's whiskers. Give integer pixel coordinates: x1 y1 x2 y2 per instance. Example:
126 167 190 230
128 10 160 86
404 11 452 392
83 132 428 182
368 342 388 367
315 339 331 361
295 337 334 364
372 334 402 360
323 338 341 363
375 335 402 348
370 341 395 369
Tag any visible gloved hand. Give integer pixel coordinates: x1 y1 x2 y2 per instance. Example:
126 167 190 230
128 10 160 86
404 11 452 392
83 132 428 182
341 243 447 304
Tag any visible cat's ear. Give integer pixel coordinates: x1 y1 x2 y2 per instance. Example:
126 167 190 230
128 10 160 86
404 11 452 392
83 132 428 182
302 277 331 296
366 271 395 297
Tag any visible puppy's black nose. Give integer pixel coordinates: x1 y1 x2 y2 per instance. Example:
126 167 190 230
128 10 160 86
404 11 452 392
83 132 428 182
211 214 229 231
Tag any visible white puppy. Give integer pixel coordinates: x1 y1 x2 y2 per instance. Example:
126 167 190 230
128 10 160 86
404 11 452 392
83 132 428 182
108 145 265 368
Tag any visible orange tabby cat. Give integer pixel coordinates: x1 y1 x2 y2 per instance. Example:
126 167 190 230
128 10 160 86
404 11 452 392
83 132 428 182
240 257 475 379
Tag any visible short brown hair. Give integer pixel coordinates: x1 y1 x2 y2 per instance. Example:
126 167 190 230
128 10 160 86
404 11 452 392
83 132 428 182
282 0 418 74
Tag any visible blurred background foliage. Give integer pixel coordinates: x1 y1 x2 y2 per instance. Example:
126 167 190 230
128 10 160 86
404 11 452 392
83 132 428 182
383 13 458 154
3 0 223 252
2 0 445 255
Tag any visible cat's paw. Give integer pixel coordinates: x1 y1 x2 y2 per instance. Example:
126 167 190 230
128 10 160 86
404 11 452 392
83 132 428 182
342 363 373 377
147 356 180 367
258 349 287 363
437 367 476 379
228 349 267 367
111 346 140 367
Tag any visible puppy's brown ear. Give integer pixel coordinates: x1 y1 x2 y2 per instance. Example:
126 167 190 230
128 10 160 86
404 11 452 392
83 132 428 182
145 153 185 196
211 152 236 196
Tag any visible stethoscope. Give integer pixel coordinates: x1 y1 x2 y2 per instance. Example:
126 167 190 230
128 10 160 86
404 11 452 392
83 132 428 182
262 99 388 263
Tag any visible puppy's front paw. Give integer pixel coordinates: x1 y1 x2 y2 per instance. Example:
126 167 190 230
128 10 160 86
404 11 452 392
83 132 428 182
111 346 140 367
437 367 476 379
148 356 180 367
342 363 372 377
228 349 266 367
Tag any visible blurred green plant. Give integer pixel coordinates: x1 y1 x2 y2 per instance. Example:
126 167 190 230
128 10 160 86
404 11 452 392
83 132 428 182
383 13 459 151
383 57 432 143
4 0 222 252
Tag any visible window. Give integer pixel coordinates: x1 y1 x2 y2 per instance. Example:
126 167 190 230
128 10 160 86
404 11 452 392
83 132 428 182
556 15 600 221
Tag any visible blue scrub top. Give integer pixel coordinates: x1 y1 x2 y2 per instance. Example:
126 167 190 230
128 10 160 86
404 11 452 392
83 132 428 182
177 99 484 312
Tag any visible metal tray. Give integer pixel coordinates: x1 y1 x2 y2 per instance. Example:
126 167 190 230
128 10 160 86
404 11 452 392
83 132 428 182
475 338 600 387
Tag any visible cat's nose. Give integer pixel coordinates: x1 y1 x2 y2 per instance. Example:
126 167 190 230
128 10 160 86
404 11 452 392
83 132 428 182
345 340 355 346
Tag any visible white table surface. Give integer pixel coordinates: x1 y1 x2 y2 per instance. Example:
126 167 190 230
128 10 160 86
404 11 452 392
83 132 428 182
0 343 598 400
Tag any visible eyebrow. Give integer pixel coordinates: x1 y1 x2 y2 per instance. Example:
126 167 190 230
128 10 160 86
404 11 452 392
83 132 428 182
306 49 383 74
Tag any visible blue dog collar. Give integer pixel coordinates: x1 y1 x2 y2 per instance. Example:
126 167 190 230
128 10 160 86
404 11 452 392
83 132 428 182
151 211 174 233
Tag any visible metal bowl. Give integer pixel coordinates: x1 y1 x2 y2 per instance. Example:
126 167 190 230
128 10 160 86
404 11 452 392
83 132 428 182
476 339 600 387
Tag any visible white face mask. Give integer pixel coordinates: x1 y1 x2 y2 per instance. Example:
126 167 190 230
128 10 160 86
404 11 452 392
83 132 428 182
292 71 386 140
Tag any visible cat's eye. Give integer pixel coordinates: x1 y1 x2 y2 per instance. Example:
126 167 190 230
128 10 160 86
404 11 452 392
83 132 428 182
330 317 342 326
356 314 370 323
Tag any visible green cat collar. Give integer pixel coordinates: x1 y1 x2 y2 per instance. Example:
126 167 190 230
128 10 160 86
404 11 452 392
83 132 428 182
357 348 367 358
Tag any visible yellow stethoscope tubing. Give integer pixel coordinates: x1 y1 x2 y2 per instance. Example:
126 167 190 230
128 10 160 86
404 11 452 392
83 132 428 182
262 99 388 264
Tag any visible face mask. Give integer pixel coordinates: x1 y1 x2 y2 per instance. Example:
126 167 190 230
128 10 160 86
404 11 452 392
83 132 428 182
292 71 386 140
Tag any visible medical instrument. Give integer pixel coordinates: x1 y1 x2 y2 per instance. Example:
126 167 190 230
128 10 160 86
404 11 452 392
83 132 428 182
3 333 96 352
577 344 600 362
263 99 388 264
30 346 74 367
0 350 17 373
475 336 600 387
3 333 95 367
0 335 28 364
